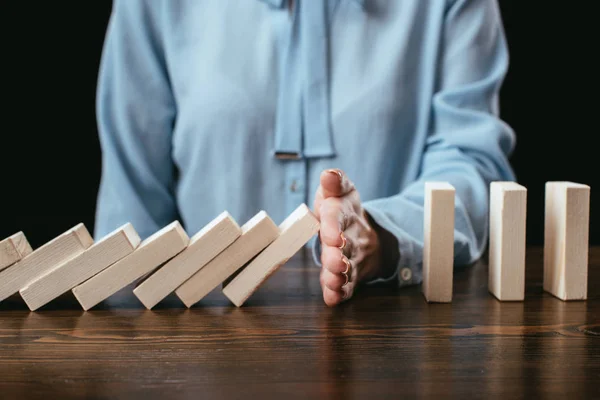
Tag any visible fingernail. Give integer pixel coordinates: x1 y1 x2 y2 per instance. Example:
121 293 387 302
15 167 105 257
326 168 343 181
341 255 350 275
338 231 346 250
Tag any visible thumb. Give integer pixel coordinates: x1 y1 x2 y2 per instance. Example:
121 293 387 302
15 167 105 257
320 168 354 199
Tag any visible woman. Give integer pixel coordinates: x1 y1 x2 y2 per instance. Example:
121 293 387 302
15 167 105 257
94 0 515 306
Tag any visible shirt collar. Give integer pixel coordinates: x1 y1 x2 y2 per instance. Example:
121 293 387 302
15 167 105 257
258 0 366 10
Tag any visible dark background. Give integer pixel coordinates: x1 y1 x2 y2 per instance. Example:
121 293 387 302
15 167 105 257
1 2 597 249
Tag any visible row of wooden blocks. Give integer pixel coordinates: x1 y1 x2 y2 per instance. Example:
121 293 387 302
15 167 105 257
0 180 591 311
425 181 590 302
0 203 320 311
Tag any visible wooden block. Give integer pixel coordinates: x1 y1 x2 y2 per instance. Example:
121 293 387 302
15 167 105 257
543 181 590 300
72 221 189 310
20 223 141 311
133 212 242 309
422 182 455 303
0 224 93 303
222 203 320 307
175 211 279 307
0 232 33 272
488 182 527 301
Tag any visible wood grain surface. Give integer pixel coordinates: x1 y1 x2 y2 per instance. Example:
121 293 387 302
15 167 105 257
0 247 598 399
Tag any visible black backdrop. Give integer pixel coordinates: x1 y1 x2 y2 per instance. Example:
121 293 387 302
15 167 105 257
1 2 597 249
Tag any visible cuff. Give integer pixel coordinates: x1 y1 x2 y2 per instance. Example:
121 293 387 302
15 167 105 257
310 207 423 289
361 203 423 288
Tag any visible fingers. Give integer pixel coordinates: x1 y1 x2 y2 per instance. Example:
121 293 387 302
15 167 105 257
321 243 352 274
319 197 349 247
319 169 355 199
320 268 347 292
320 247 355 307
313 169 360 221
320 269 354 307
322 286 345 307
313 168 361 308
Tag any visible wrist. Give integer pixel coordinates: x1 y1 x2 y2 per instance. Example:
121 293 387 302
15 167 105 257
363 209 399 281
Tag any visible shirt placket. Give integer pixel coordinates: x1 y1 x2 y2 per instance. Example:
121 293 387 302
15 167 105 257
284 160 307 216
272 0 336 216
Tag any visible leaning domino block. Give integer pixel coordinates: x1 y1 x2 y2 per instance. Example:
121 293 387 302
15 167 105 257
0 224 93 303
222 203 320 307
543 181 590 300
20 223 141 311
133 212 241 309
72 221 189 310
175 210 279 307
0 232 33 272
488 182 527 301
422 182 455 303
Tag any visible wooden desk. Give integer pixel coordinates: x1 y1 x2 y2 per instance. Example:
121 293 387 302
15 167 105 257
1 246 599 399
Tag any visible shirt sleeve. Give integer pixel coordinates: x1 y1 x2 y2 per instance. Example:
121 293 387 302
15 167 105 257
361 0 516 286
93 0 179 241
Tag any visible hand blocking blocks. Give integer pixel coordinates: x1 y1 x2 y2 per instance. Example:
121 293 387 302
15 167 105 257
0 178 592 311
0 203 319 310
222 204 320 307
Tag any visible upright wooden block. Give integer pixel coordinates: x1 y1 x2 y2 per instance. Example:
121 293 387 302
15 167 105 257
0 232 33 272
20 223 141 311
422 182 455 303
176 211 279 307
543 181 590 300
222 203 320 307
133 212 242 309
0 224 93 303
488 182 527 301
72 221 189 310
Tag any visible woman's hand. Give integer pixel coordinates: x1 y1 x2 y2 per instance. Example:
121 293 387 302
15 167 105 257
313 169 395 306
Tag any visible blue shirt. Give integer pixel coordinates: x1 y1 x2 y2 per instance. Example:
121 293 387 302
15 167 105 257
94 0 515 288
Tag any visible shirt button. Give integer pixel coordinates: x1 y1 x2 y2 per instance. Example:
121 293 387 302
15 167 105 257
290 180 298 192
400 267 412 281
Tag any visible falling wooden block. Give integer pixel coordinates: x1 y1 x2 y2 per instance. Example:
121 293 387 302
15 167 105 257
422 182 455 303
72 221 189 310
488 182 527 301
175 211 279 307
20 223 141 311
0 232 33 272
222 203 319 307
543 181 590 300
0 224 93 303
133 212 242 309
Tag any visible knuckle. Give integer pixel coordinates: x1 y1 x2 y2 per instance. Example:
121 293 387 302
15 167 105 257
341 211 350 228
323 271 342 290
323 245 339 262
327 258 345 274
323 272 337 287
323 197 343 213
320 226 340 244
319 269 326 285
324 289 341 307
